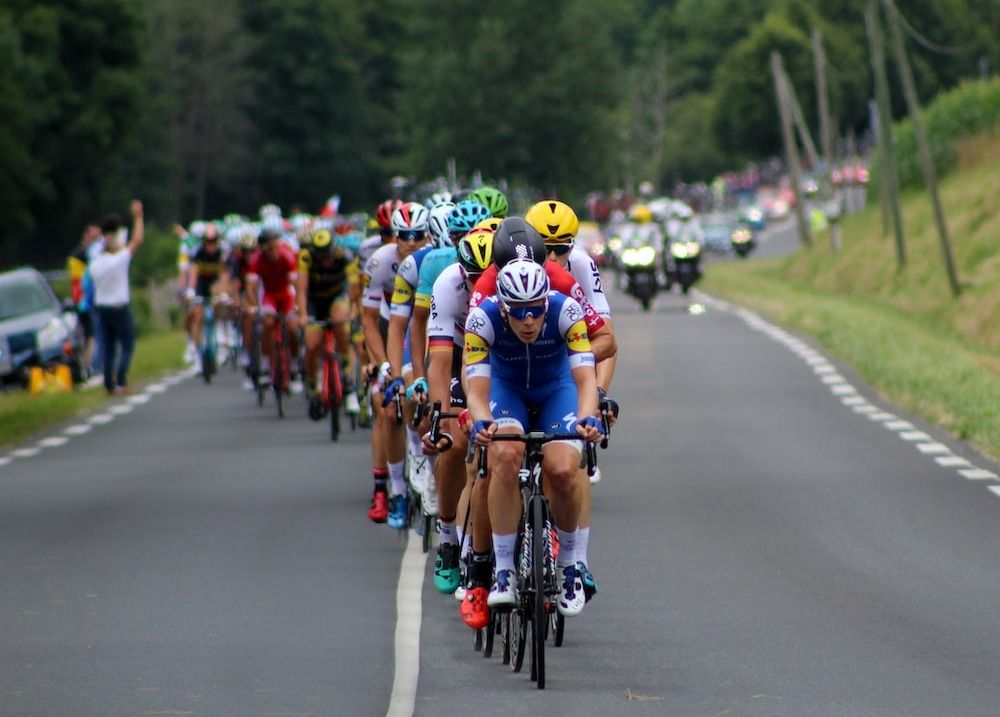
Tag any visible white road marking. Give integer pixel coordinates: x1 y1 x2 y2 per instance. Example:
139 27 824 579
916 443 951 455
384 535 429 717
813 364 836 374
853 405 879 414
0 457 12 467
11 447 41 459
821 374 846 384
804 356 828 366
37 436 69 448
988 486 1000 499
884 420 914 431
108 404 134 415
128 393 152 405
89 414 114 425
831 384 858 395
146 383 168 393
841 396 866 405
935 456 971 467
64 424 92 436
867 412 897 421
900 431 931 442
960 468 999 481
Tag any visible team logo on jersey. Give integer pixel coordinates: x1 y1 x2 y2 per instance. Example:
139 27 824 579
565 301 583 323
464 332 489 364
466 313 487 333
565 320 591 353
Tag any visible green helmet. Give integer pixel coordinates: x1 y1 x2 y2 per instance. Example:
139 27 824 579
469 186 509 219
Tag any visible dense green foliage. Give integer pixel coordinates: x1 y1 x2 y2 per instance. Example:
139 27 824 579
2 0 995 269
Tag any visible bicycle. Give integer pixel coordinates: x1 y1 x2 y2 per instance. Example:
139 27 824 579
307 317 352 441
196 296 218 384
264 312 292 418
476 430 600 690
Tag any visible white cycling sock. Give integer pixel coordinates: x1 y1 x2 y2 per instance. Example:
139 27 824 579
407 427 423 458
457 526 470 559
260 356 271 372
388 460 406 497
438 520 457 547
555 527 577 568
576 526 590 567
493 533 517 574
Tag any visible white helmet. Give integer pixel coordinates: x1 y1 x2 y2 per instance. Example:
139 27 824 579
391 201 430 232
428 201 457 247
497 259 550 305
425 191 453 208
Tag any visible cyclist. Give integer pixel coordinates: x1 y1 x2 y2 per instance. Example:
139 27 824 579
177 221 205 364
526 200 620 601
421 229 494 607
467 186 509 219
361 201 429 525
464 259 604 623
297 228 361 417
227 226 259 389
245 229 302 393
185 224 229 372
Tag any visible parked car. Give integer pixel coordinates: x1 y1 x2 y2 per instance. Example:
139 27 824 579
0 268 83 387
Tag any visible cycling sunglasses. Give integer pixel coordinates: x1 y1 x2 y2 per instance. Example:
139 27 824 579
546 242 573 257
503 301 547 320
398 230 427 243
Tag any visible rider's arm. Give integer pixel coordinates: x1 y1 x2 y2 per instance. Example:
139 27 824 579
361 305 386 366
408 305 429 380
296 252 309 318
560 300 598 419
386 313 408 379
245 273 260 308
588 323 617 363
595 317 617 392
463 308 493 423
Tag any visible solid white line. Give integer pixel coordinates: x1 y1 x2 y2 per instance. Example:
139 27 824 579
37 436 69 448
935 456 971 467
108 404 133 415
88 414 114 425
900 431 931 442
385 535 429 717
916 442 951 455
11 447 41 458
960 468 999 481
988 486 1000 499
64 424 93 436
884 420 914 431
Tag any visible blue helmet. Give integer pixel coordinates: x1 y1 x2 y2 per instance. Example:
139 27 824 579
447 200 492 235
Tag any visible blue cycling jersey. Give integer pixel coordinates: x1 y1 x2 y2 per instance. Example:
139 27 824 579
415 247 457 308
463 292 594 391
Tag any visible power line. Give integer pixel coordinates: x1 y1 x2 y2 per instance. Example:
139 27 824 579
883 0 974 56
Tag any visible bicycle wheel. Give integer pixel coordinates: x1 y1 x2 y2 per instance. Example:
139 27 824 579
484 609 497 658
530 496 547 688
421 514 433 553
552 612 565 647
328 353 341 441
500 612 512 665
274 341 286 419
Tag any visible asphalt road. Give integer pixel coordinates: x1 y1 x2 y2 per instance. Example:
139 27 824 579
2 272 999 716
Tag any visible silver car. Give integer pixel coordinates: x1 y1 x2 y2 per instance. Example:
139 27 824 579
0 268 83 385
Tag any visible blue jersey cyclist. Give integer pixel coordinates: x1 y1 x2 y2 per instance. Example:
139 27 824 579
463 259 604 620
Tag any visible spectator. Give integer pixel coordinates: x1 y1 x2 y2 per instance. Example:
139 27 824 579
89 200 144 395
67 225 101 378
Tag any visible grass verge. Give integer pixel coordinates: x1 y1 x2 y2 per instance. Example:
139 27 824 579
0 330 186 450
703 133 1000 462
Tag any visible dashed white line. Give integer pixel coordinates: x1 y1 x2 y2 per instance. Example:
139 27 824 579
64 424 93 436
988 486 1000 499
831 384 858 395
841 396 866 405
0 457 12 467
108 404 134 415
36 436 69 448
916 442 951 455
900 431 932 442
884 420 914 431
821 374 846 384
853 405 879 414
935 456 971 467
867 412 897 421
813 364 836 374
127 393 152 405
89 414 114 425
11 447 41 459
959 468 999 481
146 383 168 394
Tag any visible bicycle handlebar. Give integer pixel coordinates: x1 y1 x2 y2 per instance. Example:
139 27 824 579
427 400 461 452
476 431 600 478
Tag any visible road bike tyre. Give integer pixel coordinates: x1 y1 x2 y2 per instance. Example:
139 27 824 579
328 354 341 441
483 611 496 658
500 613 512 665
531 496 547 688
511 609 527 673
421 514 433 554
553 612 565 647
474 627 483 652
274 342 286 419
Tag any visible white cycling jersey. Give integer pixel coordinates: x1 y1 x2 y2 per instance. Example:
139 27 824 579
358 235 383 266
566 247 611 317
362 243 402 320
426 263 470 350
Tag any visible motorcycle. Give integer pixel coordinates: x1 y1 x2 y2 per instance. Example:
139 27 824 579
730 226 756 258
668 239 702 294
620 245 659 311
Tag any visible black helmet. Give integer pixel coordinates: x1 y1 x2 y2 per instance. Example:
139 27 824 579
491 217 546 268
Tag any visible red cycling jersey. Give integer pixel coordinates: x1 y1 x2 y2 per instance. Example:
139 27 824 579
469 261 606 333
247 245 297 295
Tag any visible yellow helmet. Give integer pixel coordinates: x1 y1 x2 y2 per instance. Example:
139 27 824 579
312 228 332 250
457 228 494 273
525 200 579 245
474 217 502 234
629 204 653 223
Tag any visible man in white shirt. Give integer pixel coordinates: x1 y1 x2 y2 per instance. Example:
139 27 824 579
89 200 144 394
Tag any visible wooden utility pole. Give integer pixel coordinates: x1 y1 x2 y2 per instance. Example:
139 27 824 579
810 27 841 252
771 51 811 247
883 0 961 297
865 0 906 267
782 75 823 171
